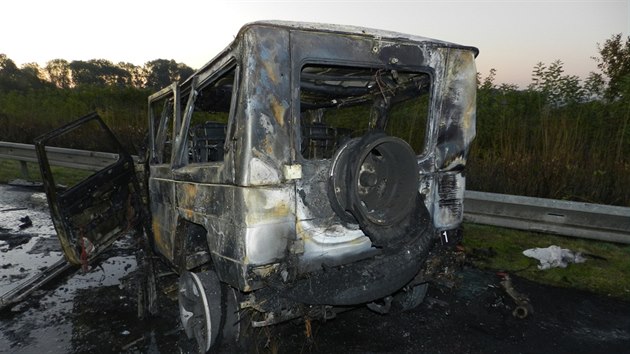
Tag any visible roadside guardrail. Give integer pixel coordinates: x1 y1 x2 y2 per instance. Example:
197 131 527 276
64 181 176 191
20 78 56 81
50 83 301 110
0 141 139 310
0 141 122 176
464 190 630 244
1 141 629 244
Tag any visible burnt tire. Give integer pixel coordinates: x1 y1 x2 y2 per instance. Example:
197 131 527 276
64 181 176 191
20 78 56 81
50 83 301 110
179 271 222 352
392 282 429 312
219 285 253 353
178 270 247 353
329 132 423 247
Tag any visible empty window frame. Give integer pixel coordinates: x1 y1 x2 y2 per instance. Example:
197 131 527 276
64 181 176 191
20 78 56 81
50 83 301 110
149 88 177 165
299 64 431 159
184 65 237 164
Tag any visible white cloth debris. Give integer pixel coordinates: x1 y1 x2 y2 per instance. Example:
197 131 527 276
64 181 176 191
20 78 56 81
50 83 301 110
522 245 586 270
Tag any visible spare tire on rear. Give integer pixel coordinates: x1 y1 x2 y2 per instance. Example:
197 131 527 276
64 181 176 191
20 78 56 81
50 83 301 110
328 131 425 248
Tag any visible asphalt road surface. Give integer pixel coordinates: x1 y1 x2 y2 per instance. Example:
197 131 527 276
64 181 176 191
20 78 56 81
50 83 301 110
1 184 629 353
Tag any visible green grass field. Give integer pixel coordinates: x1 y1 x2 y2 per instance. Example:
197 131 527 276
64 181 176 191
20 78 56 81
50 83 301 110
463 223 630 300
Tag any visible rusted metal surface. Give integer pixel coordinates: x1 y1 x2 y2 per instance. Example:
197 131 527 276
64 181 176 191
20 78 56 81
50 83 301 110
35 21 478 352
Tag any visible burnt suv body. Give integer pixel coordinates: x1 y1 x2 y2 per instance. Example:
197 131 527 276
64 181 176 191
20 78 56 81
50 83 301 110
35 21 477 352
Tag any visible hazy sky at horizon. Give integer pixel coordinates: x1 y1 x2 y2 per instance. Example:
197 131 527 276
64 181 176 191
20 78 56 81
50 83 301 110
2 0 628 87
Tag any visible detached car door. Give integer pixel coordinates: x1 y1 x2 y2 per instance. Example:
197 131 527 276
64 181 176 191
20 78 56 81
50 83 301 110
34 112 144 266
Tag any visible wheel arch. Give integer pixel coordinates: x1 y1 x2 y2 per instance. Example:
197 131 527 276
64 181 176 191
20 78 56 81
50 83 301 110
173 217 212 271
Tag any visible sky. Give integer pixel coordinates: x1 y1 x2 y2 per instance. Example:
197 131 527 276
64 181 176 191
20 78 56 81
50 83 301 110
2 0 628 88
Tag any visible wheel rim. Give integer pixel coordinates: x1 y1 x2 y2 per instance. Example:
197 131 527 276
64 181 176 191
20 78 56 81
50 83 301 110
329 138 361 223
353 136 418 226
178 271 220 352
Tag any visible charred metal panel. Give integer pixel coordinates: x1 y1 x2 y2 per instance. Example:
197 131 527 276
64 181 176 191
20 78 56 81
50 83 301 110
148 167 177 260
297 219 375 273
249 21 478 55
434 172 466 229
239 186 294 265
235 25 292 186
282 215 434 306
434 49 477 172
174 181 231 222
224 185 296 290
170 178 295 290
295 160 335 220
172 164 226 185
295 161 374 272
430 49 477 229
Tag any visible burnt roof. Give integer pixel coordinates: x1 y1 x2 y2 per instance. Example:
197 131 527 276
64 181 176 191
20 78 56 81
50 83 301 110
240 20 479 56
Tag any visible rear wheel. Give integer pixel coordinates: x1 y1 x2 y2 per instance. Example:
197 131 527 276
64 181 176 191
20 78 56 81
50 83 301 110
178 270 246 352
178 271 222 352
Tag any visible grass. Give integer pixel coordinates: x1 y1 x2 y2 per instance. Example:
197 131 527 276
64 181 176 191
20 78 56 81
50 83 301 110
463 223 630 300
470 90 630 207
0 158 93 187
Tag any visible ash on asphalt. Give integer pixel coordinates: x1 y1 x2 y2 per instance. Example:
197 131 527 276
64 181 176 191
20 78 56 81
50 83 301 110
1 184 629 353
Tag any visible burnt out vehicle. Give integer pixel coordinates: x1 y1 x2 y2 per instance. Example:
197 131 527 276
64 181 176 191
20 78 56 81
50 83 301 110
35 21 477 352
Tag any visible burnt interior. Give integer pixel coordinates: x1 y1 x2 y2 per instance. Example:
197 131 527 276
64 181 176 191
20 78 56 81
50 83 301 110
185 68 236 163
300 65 431 159
190 122 226 163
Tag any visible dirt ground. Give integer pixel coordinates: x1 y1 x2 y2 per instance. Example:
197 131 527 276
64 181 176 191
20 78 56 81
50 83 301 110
1 184 629 353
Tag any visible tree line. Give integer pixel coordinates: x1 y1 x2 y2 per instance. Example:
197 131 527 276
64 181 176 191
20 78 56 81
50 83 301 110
0 55 194 91
0 55 196 152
